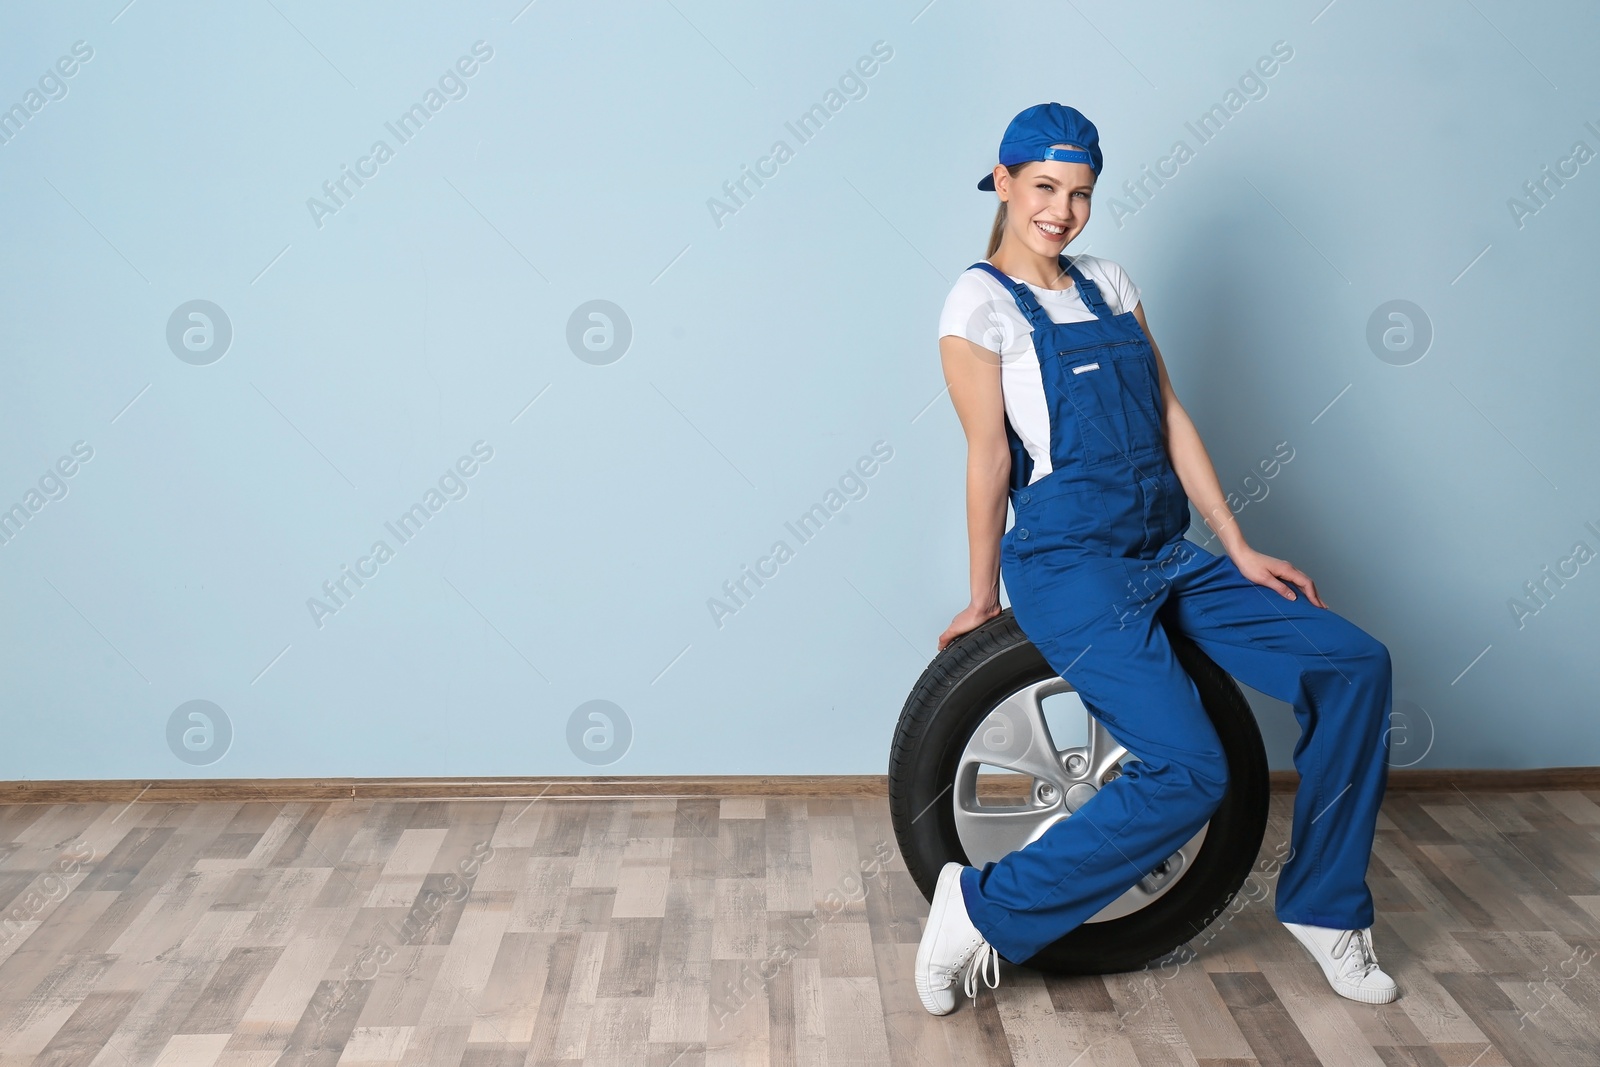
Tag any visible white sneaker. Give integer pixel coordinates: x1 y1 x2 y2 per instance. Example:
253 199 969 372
1282 921 1399 1004
914 862 1002 1015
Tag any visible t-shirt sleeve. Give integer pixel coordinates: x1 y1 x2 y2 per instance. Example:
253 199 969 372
937 271 995 349
938 270 1024 356
1098 257 1142 314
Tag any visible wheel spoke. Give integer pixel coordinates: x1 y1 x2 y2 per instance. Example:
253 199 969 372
952 803 1066 863
965 678 1073 791
951 671 1217 924
1084 714 1129 784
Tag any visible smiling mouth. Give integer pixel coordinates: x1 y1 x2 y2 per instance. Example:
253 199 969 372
1035 220 1067 240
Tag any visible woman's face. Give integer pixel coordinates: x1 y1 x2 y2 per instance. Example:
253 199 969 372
996 146 1096 254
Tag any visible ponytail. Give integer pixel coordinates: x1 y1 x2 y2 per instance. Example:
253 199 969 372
983 162 1028 258
985 199 1007 259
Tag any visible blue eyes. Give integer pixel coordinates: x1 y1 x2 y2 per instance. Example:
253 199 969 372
1038 185 1091 200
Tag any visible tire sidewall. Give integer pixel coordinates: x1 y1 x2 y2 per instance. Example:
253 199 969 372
888 609 1270 975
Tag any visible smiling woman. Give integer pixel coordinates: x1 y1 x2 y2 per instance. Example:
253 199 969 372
909 100 1402 1016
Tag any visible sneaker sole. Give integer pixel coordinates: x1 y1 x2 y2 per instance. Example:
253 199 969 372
1333 982 1399 1005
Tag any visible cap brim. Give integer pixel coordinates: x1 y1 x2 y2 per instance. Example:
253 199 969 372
977 173 995 191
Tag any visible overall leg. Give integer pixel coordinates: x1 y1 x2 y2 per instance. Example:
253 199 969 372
965 551 1231 965
1156 539 1393 930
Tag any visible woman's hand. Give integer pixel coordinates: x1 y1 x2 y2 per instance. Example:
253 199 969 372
1228 545 1326 608
939 601 1003 651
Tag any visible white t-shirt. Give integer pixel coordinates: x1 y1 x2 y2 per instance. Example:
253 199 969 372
937 253 1142 486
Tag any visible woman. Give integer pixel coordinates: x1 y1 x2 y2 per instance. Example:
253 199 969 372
913 102 1399 1016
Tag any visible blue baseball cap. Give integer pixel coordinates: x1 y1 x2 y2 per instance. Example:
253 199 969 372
977 102 1103 191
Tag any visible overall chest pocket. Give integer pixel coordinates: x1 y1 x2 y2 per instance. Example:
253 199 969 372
1054 341 1165 472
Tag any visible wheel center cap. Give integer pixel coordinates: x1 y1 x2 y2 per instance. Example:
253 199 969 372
1064 782 1099 812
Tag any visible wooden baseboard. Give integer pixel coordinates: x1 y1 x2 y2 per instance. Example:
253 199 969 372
1268 767 1600 792
1 767 1597 805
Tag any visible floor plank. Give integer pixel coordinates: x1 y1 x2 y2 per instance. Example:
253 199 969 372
0 791 1597 1065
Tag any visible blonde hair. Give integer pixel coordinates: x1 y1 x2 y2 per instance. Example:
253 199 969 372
984 167 1024 259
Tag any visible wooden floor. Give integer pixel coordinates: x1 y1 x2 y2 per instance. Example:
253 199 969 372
2 789 1599 1067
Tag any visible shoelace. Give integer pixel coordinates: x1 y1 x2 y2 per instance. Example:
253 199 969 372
960 940 1002 999
1330 927 1379 980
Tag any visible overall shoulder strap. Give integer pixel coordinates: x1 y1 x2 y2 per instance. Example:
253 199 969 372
966 261 1051 329
1059 255 1111 319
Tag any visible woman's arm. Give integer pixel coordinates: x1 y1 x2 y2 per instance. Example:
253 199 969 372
937 332 1011 649
1133 302 1326 608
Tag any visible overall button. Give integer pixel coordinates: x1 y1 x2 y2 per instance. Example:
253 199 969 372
1019 492 1031 504
1018 528 1029 540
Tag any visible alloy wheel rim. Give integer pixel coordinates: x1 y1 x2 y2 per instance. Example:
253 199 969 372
952 675 1209 923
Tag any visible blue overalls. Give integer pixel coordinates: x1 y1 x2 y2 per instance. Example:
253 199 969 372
958 255 1393 966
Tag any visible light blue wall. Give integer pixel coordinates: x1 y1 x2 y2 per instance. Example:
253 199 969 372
3 1 1596 779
